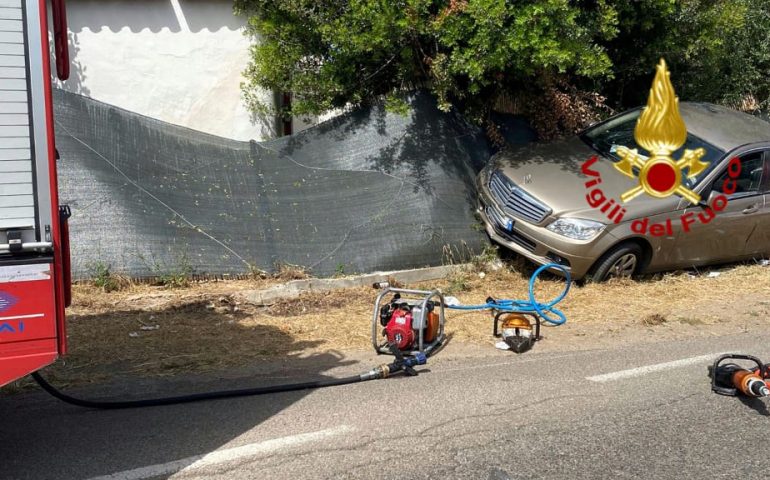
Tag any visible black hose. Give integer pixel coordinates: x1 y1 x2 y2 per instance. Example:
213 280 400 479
31 371 362 410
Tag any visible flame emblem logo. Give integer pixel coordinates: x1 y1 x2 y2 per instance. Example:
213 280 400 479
614 59 709 204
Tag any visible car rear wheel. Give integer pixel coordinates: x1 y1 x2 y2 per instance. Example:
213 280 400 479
589 242 642 282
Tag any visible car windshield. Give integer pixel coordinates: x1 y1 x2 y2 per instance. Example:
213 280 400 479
580 109 725 187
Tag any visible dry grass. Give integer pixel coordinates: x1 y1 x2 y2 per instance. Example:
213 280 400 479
641 313 667 326
272 262 311 281
25 261 770 387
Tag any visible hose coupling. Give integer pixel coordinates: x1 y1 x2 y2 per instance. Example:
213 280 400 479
360 365 390 381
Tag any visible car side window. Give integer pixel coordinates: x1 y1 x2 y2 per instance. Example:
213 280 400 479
713 151 766 196
763 152 770 192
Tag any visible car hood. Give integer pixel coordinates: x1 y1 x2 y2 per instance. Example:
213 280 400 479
492 136 681 222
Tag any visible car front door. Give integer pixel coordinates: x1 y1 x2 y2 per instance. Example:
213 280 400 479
673 150 767 266
747 151 770 258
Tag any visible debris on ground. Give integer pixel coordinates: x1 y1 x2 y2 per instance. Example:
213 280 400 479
641 313 667 327
22 262 770 388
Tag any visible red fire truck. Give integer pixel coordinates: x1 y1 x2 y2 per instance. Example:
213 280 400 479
0 0 71 387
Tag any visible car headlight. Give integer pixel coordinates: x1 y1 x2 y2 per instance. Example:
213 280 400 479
546 218 605 240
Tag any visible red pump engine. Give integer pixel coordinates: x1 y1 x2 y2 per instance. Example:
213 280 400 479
380 294 439 352
384 306 415 351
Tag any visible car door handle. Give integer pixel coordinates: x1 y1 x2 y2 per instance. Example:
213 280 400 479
742 204 760 214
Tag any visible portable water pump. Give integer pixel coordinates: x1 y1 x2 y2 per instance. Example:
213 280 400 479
710 354 770 397
372 288 446 357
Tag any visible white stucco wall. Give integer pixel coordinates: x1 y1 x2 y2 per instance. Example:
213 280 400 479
55 0 303 141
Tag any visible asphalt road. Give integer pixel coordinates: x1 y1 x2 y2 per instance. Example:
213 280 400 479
3 333 770 480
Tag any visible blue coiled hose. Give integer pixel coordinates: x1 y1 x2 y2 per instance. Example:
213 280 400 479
445 263 571 325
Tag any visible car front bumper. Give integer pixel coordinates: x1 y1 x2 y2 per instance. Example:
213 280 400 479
476 173 615 280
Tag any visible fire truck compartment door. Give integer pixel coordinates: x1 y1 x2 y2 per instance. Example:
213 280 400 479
0 260 58 386
0 262 57 345
0 0 54 241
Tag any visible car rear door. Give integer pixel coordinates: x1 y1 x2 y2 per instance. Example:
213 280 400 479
674 150 766 265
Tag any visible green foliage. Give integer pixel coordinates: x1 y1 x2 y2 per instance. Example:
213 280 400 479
677 0 770 110
157 268 192 289
234 0 618 123
138 253 193 289
445 269 471 294
603 0 770 111
384 93 411 116
235 0 770 134
87 261 118 292
334 263 347 277
86 261 132 292
470 244 499 271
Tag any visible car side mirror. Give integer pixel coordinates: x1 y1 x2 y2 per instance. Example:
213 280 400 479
698 189 718 209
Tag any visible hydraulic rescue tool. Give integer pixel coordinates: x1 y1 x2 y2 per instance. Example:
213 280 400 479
710 354 770 398
442 263 570 353
493 311 540 353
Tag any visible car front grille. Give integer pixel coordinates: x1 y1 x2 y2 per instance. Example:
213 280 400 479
485 204 509 230
484 205 537 253
489 170 551 224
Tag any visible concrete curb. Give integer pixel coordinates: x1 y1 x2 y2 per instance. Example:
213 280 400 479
236 264 469 306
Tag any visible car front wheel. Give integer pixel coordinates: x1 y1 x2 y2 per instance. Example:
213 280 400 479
589 242 642 282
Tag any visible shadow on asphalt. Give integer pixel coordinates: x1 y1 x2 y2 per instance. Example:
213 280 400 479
0 349 357 480
738 395 770 416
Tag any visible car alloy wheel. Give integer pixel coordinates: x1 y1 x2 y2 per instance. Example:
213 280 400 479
609 253 637 278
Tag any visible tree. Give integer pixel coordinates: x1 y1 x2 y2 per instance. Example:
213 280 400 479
604 0 770 112
673 0 770 110
235 1 618 125
235 0 770 137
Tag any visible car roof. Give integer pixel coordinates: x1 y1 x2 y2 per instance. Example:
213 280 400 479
680 102 770 151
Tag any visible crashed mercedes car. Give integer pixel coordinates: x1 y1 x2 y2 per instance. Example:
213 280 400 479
477 102 770 281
